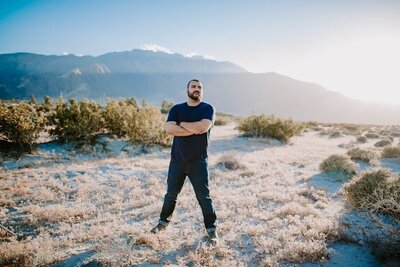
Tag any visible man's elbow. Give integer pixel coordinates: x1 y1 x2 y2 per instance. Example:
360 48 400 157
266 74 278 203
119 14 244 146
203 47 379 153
164 123 175 135
198 125 211 134
199 120 212 134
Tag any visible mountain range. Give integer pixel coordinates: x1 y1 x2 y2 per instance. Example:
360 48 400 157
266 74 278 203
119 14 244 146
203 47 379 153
1 49 399 125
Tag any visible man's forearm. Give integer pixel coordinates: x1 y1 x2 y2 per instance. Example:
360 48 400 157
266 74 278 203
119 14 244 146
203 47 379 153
165 123 195 136
180 121 211 135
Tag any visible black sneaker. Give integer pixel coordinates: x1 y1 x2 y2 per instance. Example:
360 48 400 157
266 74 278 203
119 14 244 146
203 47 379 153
150 223 167 234
207 230 219 245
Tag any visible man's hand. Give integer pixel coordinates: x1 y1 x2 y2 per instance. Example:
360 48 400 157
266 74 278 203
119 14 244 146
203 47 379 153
180 119 213 135
165 121 195 136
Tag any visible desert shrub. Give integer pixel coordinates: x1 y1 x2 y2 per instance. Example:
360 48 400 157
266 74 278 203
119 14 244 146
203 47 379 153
390 131 400 137
346 147 377 163
374 139 392 147
215 154 245 170
365 133 380 139
35 95 54 115
329 131 342 138
303 121 319 127
215 112 236 125
126 106 171 146
343 167 400 219
236 114 303 143
319 154 357 175
125 97 138 107
312 126 324 132
0 238 35 266
383 135 394 142
318 129 329 136
336 123 362 135
381 145 400 158
160 100 174 114
356 136 367 143
102 98 138 137
48 97 105 142
0 101 46 150
369 239 400 262
214 117 228 126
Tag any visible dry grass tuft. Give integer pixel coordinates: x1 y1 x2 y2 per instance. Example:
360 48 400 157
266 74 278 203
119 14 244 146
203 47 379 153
346 147 378 164
365 133 380 139
343 167 400 220
374 139 392 147
0 237 35 267
23 202 97 225
187 243 235 267
381 145 400 159
215 154 246 171
329 131 342 138
319 154 357 175
356 136 367 143
93 237 160 266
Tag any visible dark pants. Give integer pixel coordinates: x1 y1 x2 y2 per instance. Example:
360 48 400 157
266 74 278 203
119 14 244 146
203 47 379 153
159 157 217 232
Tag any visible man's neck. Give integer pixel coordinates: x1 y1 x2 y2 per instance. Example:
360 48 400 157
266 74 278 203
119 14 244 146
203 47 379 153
187 99 201 106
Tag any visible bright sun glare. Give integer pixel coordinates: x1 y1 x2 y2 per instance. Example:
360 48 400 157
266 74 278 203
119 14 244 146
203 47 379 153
307 33 400 105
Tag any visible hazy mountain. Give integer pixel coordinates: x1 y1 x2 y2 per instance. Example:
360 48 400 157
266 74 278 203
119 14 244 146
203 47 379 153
1 50 399 125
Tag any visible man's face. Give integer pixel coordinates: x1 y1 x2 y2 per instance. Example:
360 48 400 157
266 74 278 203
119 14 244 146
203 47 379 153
187 81 203 101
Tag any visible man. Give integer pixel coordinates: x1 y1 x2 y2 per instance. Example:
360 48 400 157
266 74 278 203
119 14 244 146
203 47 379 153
151 79 218 244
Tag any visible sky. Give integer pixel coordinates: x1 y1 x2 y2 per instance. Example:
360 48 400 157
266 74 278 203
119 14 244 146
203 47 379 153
1 0 400 105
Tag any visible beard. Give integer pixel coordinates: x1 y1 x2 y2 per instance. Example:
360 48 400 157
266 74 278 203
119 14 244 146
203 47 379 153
187 90 201 101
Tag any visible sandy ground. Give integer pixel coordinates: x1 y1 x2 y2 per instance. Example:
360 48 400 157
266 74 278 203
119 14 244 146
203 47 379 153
0 123 399 266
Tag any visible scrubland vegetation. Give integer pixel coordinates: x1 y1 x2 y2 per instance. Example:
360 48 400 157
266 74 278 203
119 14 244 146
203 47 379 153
1 97 400 266
0 96 171 156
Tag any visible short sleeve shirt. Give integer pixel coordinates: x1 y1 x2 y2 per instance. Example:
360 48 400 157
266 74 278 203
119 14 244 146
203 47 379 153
167 101 215 162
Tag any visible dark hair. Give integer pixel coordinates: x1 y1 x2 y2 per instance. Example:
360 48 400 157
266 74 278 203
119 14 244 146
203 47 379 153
187 79 200 89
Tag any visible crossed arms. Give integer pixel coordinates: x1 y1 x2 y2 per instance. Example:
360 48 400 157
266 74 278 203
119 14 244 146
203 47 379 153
165 119 213 136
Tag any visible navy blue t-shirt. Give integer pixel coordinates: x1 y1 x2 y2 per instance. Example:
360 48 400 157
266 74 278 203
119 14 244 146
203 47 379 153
167 101 215 162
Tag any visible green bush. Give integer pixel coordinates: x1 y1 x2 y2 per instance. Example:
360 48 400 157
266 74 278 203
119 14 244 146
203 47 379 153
374 139 392 147
0 101 46 150
356 136 367 143
103 98 138 138
215 112 236 125
214 117 229 126
329 131 342 138
365 133 380 139
126 106 171 146
160 100 174 114
336 123 362 135
381 145 400 159
48 97 105 142
302 121 319 128
36 95 54 115
346 147 377 163
215 154 245 170
390 131 400 137
319 154 357 175
343 167 400 219
236 114 303 143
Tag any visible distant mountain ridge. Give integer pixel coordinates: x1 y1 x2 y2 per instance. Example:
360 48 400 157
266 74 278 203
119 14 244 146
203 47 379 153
0 49 247 75
1 50 399 125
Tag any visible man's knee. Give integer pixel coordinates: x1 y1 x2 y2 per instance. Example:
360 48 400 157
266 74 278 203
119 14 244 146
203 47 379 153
165 191 180 201
195 193 212 204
